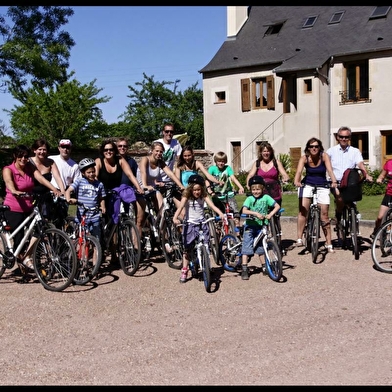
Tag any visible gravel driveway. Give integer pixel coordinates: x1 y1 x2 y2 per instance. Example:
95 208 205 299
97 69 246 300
1 218 391 386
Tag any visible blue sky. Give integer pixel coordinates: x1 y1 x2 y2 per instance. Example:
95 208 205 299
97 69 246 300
0 6 227 132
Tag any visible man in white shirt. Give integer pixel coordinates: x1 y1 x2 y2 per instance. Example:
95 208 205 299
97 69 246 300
48 139 81 191
326 126 372 224
154 122 182 183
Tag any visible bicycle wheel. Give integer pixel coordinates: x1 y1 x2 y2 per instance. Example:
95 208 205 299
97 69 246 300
200 245 211 292
206 214 220 266
73 235 103 285
341 207 348 250
372 219 392 272
304 216 312 253
161 212 184 269
310 209 320 263
264 239 283 281
118 219 141 276
0 233 7 278
219 234 241 272
350 206 360 260
33 228 77 292
269 216 282 255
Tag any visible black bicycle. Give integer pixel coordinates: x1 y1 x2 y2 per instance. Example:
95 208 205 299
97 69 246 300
101 189 141 276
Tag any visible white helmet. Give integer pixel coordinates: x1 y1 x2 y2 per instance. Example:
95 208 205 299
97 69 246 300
78 157 96 172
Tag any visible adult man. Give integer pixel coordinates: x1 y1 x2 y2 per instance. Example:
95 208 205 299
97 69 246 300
154 122 182 183
116 136 146 237
48 139 81 191
326 126 372 225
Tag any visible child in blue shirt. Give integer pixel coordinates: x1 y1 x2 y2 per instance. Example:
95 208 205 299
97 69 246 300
66 158 106 241
241 175 280 280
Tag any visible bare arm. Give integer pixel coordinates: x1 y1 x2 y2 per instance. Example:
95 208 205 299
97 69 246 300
94 158 101 178
358 161 373 182
204 196 225 220
229 174 244 194
173 196 187 222
323 153 338 187
294 155 306 187
197 162 222 185
3 167 24 195
277 160 290 182
246 161 257 187
138 157 152 190
50 160 66 193
33 170 61 196
120 158 144 193
162 164 185 190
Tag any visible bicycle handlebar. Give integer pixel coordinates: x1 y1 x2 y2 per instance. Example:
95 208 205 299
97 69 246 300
240 213 269 225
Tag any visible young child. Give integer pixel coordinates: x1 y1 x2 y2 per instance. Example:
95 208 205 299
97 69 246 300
65 158 106 241
207 151 245 228
173 174 225 283
240 175 280 280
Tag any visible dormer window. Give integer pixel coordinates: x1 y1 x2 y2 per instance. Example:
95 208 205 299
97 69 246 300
329 11 345 24
264 22 284 36
303 15 318 28
370 6 391 20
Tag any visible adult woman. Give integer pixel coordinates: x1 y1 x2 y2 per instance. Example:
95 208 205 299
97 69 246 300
137 141 184 212
2 145 62 270
95 139 144 233
175 145 221 188
29 139 66 219
293 137 338 253
246 142 289 206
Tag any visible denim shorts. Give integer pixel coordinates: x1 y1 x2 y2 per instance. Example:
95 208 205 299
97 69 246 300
87 221 102 240
242 226 264 256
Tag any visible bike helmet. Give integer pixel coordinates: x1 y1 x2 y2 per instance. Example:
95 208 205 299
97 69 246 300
79 157 96 172
188 174 205 186
248 175 265 188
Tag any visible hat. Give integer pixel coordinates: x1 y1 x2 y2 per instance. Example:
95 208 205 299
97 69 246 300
59 139 72 147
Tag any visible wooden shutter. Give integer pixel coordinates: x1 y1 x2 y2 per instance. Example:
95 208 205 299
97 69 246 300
241 78 251 112
267 75 275 110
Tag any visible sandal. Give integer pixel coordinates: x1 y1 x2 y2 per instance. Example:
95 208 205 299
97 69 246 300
22 257 35 272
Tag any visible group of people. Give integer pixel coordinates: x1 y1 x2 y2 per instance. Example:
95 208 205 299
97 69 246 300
2 123 381 284
293 126 373 254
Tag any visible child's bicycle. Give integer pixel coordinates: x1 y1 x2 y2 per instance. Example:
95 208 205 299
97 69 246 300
64 201 103 285
219 214 283 281
179 216 217 293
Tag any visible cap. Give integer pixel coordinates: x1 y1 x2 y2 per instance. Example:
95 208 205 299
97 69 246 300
59 139 72 147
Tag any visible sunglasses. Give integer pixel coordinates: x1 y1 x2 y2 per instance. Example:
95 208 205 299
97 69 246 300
117 145 128 148
309 145 320 149
60 145 71 149
338 135 350 140
163 130 174 134
103 148 114 152
18 155 29 159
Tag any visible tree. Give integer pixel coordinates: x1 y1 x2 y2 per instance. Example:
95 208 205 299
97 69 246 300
121 73 204 148
7 76 111 148
0 6 74 97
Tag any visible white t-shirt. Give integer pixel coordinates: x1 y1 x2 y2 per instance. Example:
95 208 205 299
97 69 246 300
48 154 81 190
154 138 182 182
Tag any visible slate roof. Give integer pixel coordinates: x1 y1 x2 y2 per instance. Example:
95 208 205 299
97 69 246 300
199 6 392 75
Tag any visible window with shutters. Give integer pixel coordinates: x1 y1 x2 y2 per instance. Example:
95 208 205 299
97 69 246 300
241 75 275 112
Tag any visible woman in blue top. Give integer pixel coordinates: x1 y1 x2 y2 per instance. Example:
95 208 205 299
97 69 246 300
293 137 338 253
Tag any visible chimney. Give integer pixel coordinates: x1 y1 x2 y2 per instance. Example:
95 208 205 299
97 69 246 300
227 6 249 38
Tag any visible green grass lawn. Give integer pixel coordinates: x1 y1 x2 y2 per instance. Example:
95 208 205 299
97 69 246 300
235 192 381 221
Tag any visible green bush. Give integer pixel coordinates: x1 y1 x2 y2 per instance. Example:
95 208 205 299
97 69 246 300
362 168 385 196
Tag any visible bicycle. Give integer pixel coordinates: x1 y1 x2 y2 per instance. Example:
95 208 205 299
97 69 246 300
101 189 141 276
0 193 78 292
334 185 362 260
300 184 330 263
219 214 283 281
268 206 285 257
141 183 185 269
179 216 217 292
64 201 103 285
203 191 235 267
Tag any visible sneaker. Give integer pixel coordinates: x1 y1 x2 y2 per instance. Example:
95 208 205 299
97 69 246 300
179 268 188 283
241 265 249 280
164 243 173 253
326 244 335 253
295 239 304 247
